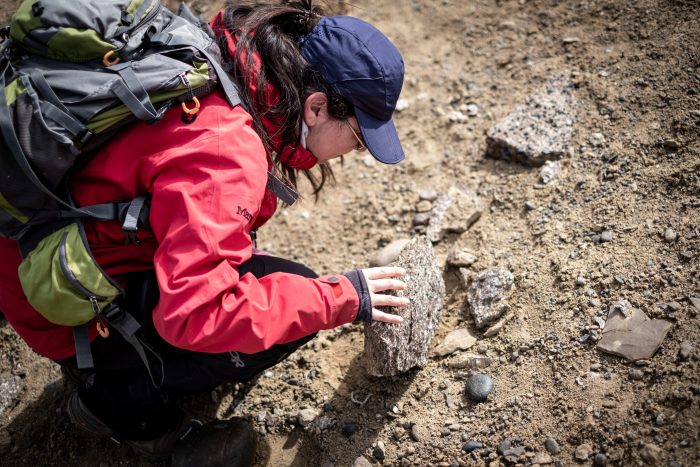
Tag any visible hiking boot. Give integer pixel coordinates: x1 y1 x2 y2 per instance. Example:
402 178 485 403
171 418 257 467
67 391 201 461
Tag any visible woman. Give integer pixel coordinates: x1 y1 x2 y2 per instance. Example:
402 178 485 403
0 0 407 461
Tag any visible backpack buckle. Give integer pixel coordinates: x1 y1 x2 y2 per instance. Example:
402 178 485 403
31 2 44 16
121 10 134 26
123 226 141 246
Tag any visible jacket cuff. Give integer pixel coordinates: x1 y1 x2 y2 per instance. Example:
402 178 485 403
343 269 372 322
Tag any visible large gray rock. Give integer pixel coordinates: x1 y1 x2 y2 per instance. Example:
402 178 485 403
0 376 24 417
468 268 514 329
426 186 483 243
364 237 445 376
486 73 578 166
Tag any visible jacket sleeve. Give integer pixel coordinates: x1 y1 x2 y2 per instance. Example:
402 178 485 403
145 108 359 354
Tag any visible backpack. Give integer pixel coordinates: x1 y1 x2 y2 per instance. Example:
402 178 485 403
0 0 241 382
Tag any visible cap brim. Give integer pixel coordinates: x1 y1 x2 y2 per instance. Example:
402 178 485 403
355 107 404 164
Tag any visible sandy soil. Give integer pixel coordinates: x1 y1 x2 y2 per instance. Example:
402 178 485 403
1 0 699 466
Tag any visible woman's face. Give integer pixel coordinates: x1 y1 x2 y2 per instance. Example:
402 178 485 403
303 92 368 162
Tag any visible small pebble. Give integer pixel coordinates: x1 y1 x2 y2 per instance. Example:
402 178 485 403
545 437 560 454
413 213 431 226
629 369 644 380
600 231 613 242
497 439 512 455
352 456 372 467
679 341 693 360
373 441 386 461
415 200 433 212
524 201 536 211
664 229 678 242
462 441 483 453
410 423 424 442
395 99 409 112
589 132 605 146
419 190 439 202
342 422 358 437
465 374 494 402
575 276 586 286
594 453 608 466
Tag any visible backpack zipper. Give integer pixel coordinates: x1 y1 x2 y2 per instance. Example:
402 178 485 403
116 0 163 58
58 231 110 320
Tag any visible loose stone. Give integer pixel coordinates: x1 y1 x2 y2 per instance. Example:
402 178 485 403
664 229 678 242
462 441 483 453
679 341 693 360
545 437 560 454
419 190 439 202
342 422 358 437
497 439 512 455
575 443 592 461
373 441 386 460
575 276 586 286
465 373 494 402
594 453 608 466
410 423 424 442
589 132 605 146
600 231 613 242
352 456 373 467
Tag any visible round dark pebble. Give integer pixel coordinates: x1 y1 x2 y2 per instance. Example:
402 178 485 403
465 373 494 402
594 453 608 466
341 422 358 437
545 437 560 454
462 441 483 453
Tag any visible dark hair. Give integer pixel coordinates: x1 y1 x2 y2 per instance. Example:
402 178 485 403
222 0 354 198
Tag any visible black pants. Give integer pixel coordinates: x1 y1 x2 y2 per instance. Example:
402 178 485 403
57 255 317 440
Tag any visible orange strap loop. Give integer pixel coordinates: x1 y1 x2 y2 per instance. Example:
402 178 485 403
103 50 121 67
181 96 200 115
96 322 110 338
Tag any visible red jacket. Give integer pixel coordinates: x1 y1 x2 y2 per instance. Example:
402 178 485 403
0 90 360 360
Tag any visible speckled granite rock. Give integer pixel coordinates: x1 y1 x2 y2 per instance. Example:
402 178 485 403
426 186 483 243
468 268 514 329
364 236 445 376
0 376 24 417
486 73 578 166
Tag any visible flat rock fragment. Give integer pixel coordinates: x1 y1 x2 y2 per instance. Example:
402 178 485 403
426 186 483 243
486 73 578 166
467 268 514 329
364 237 445 376
431 328 477 357
597 304 672 361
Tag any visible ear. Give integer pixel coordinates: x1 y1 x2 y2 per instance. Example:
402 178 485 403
303 92 328 127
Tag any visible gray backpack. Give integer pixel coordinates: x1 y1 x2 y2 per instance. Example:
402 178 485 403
0 0 241 380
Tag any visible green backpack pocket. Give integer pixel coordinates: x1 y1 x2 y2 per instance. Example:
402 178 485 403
18 222 122 326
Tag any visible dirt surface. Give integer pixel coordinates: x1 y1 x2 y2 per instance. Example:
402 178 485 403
1 0 699 466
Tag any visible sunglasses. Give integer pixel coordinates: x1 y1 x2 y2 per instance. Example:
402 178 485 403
344 119 366 152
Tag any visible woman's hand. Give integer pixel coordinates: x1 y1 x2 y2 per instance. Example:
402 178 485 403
362 267 410 324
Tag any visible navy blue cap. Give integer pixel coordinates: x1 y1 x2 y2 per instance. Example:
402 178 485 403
300 16 405 164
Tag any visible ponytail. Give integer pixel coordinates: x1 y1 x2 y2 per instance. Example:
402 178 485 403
222 1 350 197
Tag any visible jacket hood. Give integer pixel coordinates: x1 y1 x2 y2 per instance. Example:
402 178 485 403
210 11 318 171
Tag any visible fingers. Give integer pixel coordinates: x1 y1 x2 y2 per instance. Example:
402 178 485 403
372 308 405 324
371 292 409 308
362 267 406 281
367 278 406 293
